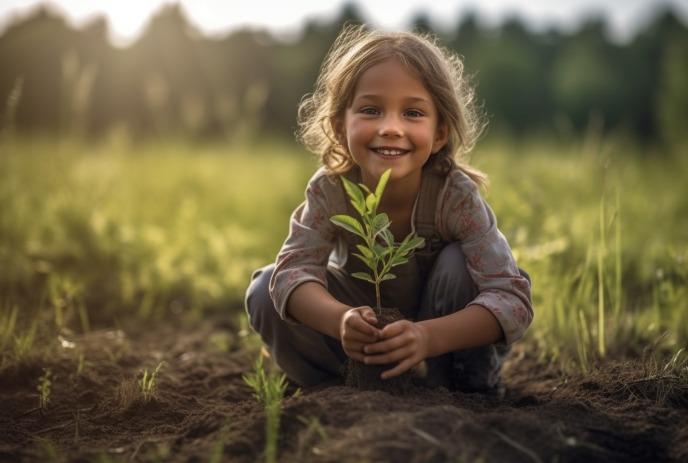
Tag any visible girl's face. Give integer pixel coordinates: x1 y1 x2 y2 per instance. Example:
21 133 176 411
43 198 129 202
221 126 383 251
335 57 448 191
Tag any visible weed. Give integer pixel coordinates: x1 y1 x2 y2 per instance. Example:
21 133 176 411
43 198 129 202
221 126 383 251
242 355 288 463
37 368 52 410
75 352 85 376
138 361 165 402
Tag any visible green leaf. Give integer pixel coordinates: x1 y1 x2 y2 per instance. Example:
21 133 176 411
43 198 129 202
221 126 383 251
341 176 366 217
389 257 409 268
365 193 377 214
371 213 390 233
407 236 425 250
397 234 425 255
374 169 391 201
381 273 396 281
358 183 372 195
330 215 365 238
355 245 374 260
352 272 375 284
380 229 395 246
352 253 375 271
372 243 387 259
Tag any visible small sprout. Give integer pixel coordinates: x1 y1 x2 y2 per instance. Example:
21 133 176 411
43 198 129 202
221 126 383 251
76 352 85 376
242 356 288 463
37 368 52 410
330 168 425 312
138 361 164 402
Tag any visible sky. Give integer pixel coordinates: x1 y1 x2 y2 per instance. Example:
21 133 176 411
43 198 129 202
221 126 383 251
0 0 687 45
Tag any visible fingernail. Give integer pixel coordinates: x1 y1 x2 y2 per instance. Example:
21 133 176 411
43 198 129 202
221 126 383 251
363 347 368 354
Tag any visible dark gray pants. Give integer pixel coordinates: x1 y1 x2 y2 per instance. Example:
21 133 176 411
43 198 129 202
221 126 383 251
245 242 520 391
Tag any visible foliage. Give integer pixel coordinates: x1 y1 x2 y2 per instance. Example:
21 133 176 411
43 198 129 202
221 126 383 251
0 5 686 141
330 169 425 312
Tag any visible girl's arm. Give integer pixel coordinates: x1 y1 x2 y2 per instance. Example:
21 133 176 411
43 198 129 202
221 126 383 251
269 169 338 325
439 171 533 345
286 281 350 339
416 304 503 357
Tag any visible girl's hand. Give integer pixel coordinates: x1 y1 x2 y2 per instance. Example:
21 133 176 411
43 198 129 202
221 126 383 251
363 320 430 380
339 306 380 362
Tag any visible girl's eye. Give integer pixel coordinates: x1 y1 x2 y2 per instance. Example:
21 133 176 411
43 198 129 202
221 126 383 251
405 109 424 118
360 107 379 115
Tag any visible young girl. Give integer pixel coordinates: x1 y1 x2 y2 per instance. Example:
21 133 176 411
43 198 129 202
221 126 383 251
245 25 532 393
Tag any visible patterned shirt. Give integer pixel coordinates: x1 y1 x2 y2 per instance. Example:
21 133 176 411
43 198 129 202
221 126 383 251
269 166 533 345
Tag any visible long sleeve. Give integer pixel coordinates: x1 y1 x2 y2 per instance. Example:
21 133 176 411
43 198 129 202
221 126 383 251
269 169 338 324
437 170 533 345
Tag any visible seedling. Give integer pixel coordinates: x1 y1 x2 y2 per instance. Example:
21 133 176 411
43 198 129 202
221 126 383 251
330 169 425 313
37 368 52 410
242 355 288 463
138 361 164 402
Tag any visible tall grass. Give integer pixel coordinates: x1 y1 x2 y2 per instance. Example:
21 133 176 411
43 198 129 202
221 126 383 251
0 136 315 331
0 134 686 370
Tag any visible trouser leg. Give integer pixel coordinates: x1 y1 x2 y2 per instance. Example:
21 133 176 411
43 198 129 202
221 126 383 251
245 264 355 387
416 242 530 392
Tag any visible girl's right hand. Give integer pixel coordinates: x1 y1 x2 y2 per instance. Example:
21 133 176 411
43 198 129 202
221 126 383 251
339 306 381 362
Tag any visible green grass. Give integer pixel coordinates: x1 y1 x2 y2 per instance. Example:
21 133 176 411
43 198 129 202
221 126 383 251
0 134 686 372
243 355 289 463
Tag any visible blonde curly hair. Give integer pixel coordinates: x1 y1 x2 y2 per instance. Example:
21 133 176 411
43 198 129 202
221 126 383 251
297 24 487 186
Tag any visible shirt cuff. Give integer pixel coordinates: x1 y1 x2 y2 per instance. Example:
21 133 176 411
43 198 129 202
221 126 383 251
468 291 530 345
272 276 328 326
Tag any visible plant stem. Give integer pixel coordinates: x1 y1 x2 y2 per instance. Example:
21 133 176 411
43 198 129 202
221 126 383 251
374 281 381 314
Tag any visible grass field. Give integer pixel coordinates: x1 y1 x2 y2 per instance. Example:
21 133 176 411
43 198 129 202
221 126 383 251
1 134 686 368
0 134 687 461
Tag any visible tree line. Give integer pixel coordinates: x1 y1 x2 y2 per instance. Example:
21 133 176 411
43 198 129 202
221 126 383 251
0 3 686 143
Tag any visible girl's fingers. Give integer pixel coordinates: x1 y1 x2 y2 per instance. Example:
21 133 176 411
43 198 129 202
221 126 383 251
345 331 378 344
342 340 369 362
350 315 380 339
364 334 410 354
342 340 365 353
360 309 378 325
380 320 407 339
381 358 415 380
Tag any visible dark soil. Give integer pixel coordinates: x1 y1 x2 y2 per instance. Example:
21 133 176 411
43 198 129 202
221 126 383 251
1 316 687 462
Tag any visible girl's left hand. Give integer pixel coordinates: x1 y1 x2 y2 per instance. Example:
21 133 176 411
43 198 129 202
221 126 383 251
363 320 430 379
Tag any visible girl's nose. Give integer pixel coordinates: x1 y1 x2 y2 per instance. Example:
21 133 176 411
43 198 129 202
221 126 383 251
378 115 403 137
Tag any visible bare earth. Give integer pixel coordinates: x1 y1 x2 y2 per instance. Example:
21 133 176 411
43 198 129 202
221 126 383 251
1 316 686 462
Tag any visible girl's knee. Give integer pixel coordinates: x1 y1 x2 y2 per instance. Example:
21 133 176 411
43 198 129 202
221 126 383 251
421 242 477 316
431 242 471 283
245 264 276 331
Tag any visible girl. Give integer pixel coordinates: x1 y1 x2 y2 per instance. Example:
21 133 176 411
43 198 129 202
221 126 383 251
245 25 532 393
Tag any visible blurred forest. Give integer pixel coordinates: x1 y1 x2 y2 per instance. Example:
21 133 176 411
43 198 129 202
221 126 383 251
0 2 687 144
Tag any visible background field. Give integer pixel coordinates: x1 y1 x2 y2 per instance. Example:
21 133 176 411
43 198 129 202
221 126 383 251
1 133 686 372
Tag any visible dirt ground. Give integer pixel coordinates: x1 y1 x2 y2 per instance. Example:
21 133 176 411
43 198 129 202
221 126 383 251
1 316 686 463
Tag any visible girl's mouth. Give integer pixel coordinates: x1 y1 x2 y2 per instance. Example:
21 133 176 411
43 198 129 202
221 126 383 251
371 147 410 158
